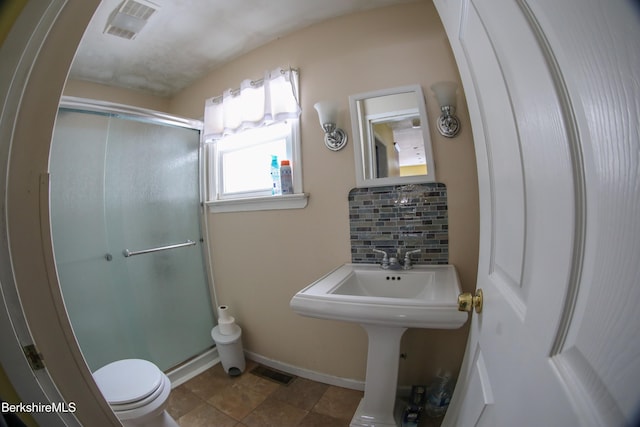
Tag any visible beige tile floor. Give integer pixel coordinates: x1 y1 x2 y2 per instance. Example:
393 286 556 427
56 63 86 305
167 360 444 427
167 360 363 427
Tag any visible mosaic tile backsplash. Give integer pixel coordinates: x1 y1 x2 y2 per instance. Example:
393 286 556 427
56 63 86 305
349 183 448 265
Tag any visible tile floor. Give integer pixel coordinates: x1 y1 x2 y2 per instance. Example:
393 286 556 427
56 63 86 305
167 360 444 427
167 360 362 427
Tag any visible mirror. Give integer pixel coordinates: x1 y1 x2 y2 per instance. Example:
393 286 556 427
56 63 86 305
349 84 436 187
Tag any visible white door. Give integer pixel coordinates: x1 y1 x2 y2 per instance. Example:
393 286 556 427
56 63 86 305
434 0 640 426
1 0 119 425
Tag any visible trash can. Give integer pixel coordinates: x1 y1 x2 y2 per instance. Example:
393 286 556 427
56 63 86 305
211 325 245 376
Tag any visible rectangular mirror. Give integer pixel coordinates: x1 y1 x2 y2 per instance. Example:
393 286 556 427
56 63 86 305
349 84 436 187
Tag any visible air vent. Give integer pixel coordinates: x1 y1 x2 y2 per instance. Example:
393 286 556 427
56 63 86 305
251 365 295 385
104 0 159 40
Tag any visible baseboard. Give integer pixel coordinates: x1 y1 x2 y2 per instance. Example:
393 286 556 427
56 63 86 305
244 350 365 391
166 347 220 388
165 347 367 392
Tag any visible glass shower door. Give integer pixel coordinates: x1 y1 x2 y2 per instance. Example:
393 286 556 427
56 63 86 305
50 108 215 372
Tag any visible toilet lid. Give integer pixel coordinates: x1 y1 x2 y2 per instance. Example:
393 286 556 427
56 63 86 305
93 359 163 405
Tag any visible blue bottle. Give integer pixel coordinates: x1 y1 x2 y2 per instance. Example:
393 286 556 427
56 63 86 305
270 155 281 195
424 373 453 418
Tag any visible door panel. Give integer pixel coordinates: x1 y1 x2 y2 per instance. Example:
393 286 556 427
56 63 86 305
50 111 135 365
104 115 213 370
459 1 528 316
437 0 640 425
456 345 494 426
437 0 581 425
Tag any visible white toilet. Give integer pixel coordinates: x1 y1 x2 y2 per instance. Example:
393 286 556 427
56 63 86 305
93 359 179 427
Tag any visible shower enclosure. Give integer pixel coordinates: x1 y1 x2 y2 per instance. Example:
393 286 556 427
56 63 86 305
49 98 216 373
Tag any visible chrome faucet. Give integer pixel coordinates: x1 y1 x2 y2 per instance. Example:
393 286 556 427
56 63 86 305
372 249 390 269
388 254 403 270
403 249 421 270
372 248 421 270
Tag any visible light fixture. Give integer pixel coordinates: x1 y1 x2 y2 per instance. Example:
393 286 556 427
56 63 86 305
431 82 461 138
314 101 348 151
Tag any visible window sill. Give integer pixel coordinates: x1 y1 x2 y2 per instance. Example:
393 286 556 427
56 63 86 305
206 193 308 213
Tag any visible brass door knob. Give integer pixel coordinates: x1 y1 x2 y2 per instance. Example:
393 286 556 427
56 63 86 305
458 289 483 313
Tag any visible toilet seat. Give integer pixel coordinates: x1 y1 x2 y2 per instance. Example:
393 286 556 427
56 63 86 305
93 359 165 411
110 374 168 412
93 359 178 426
112 374 171 423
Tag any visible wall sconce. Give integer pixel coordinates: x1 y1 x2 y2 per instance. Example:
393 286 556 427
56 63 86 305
314 101 348 151
430 82 461 138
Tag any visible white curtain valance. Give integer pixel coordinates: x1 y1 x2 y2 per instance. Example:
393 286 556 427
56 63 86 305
203 67 300 142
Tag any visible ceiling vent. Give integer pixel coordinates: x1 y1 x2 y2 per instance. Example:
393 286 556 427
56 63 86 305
104 0 159 40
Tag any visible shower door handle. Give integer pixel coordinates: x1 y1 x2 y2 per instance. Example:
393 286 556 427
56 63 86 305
123 240 196 258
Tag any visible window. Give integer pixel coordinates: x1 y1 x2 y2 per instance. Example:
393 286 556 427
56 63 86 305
211 121 296 198
203 68 307 212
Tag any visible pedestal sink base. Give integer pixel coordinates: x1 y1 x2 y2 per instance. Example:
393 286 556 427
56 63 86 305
350 398 398 427
349 324 407 427
289 264 468 427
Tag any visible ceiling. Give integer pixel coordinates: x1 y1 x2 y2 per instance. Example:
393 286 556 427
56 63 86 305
69 0 420 97
391 122 427 167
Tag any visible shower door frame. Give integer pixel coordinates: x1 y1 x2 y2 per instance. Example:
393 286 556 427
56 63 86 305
0 2 112 425
56 95 220 351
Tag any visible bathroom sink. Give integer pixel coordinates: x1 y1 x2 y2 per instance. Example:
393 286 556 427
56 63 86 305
290 263 467 329
291 263 468 426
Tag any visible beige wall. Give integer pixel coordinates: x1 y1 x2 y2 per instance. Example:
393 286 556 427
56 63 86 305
169 1 479 385
401 164 428 176
63 79 170 112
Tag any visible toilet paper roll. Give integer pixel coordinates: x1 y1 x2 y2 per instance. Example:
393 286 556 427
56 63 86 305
217 305 232 322
218 317 239 335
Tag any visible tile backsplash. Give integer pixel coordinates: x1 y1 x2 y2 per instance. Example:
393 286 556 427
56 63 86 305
348 183 448 265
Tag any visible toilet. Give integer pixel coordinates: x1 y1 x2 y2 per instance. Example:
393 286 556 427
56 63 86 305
93 359 178 427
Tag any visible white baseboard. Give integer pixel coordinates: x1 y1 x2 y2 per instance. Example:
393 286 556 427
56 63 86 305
166 347 220 388
244 350 365 391
165 347 367 392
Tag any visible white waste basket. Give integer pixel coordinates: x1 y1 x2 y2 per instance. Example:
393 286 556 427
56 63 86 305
211 325 245 376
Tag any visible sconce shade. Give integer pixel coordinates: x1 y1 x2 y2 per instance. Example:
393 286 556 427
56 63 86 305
430 82 458 108
314 101 339 125
314 100 347 151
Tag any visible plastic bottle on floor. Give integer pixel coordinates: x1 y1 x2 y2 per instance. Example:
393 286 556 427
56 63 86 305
424 372 453 418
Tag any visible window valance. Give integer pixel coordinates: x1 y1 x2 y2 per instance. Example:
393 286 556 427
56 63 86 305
203 67 300 142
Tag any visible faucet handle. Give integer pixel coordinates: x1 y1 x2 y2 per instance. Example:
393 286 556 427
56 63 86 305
403 249 421 270
372 249 390 269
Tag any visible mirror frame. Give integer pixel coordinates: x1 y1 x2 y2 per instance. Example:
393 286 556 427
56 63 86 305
349 84 436 187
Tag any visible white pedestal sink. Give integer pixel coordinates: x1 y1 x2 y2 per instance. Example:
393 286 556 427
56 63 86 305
290 263 468 427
